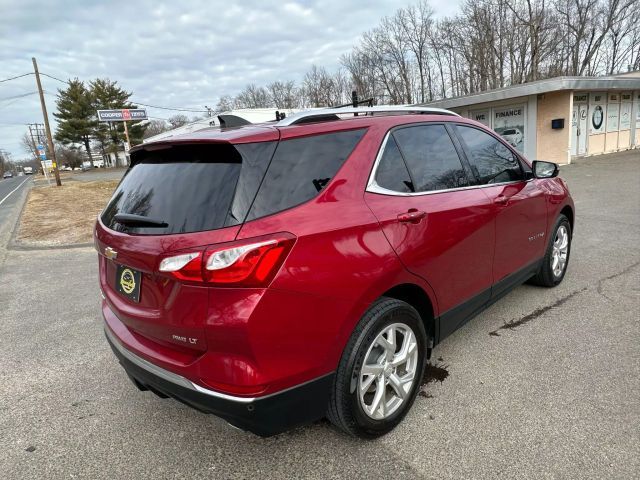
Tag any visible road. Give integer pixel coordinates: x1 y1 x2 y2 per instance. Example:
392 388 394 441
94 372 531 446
70 168 126 183
0 151 638 479
0 176 31 250
0 175 31 216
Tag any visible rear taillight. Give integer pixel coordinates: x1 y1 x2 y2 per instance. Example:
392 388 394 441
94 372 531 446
159 252 202 282
157 233 295 287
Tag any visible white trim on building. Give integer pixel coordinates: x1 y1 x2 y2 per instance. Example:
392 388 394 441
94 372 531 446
422 72 640 162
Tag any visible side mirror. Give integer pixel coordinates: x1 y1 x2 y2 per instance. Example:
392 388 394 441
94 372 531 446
532 160 559 179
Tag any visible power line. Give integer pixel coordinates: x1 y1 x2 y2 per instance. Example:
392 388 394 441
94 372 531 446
39 72 67 84
0 92 39 102
0 96 37 110
0 73 33 83
40 71 208 113
132 101 208 113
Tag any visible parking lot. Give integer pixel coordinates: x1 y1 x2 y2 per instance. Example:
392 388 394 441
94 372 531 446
0 151 638 479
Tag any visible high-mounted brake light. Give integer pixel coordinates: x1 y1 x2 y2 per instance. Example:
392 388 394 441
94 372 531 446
157 234 295 287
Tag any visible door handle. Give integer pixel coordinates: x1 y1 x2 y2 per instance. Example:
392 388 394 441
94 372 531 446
494 195 509 206
397 209 426 224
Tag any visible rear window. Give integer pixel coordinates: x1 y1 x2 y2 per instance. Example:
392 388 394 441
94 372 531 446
246 129 366 221
101 143 275 235
101 129 365 235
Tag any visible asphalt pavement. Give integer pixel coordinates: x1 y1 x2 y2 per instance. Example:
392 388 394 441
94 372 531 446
70 168 126 183
0 151 638 479
0 175 31 216
0 175 32 261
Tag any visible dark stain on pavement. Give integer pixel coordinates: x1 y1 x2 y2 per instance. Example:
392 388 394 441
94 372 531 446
422 362 449 385
489 287 588 337
596 261 640 296
419 362 449 399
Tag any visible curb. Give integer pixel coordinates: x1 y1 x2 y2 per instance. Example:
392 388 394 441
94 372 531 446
9 241 94 251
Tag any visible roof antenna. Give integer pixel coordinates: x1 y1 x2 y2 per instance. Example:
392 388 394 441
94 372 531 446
352 91 358 117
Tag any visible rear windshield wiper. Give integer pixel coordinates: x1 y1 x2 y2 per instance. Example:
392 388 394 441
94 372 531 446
113 213 168 228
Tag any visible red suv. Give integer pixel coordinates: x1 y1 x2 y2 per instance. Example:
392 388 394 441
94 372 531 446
96 107 574 438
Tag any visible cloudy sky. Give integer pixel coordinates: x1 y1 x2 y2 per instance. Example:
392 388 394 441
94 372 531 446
0 0 461 159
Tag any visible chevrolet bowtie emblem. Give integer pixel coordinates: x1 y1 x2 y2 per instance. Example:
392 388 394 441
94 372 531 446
104 247 118 260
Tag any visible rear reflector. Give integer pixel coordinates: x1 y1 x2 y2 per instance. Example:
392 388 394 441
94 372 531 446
157 233 295 287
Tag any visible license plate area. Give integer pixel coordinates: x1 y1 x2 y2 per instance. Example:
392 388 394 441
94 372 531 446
115 264 142 303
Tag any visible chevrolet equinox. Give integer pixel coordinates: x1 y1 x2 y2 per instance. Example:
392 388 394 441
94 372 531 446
96 106 574 438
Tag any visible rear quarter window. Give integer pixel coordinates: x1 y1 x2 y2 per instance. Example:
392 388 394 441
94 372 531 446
246 129 366 221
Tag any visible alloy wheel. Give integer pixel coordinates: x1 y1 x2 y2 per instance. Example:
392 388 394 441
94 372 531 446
551 225 569 278
358 323 419 420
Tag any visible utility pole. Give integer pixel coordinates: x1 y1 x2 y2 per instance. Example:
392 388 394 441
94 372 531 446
28 124 50 184
32 57 61 186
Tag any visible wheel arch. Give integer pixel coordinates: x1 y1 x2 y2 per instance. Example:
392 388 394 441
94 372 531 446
381 283 436 346
560 204 574 233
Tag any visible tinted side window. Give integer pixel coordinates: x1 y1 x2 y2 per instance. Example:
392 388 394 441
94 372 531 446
374 136 413 193
456 126 524 184
392 125 469 192
225 141 277 226
247 129 366 221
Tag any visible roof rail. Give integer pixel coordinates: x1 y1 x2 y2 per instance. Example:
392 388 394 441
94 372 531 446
276 105 460 126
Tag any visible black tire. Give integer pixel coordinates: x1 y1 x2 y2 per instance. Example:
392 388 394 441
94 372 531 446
327 297 427 438
530 214 572 287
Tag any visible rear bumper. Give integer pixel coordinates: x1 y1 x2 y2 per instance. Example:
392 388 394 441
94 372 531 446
105 326 334 436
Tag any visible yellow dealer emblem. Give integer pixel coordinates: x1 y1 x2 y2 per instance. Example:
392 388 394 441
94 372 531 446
120 268 136 294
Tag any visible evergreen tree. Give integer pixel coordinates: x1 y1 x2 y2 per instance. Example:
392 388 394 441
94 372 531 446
53 78 96 166
90 78 147 156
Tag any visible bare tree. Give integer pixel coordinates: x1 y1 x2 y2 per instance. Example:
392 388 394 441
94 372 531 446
143 119 170 139
302 65 350 107
55 143 85 168
211 0 637 108
235 84 271 108
215 95 236 112
266 81 300 108
341 51 384 103
604 1 639 73
167 114 190 129
21 133 39 162
398 1 434 102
